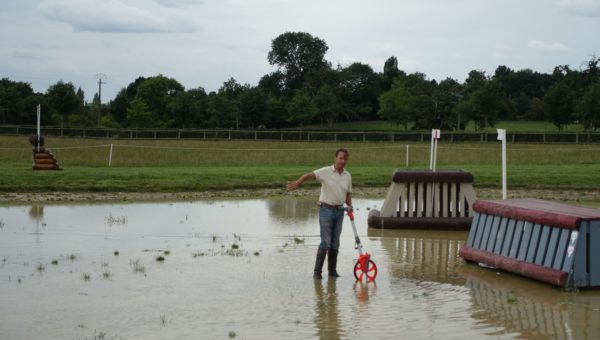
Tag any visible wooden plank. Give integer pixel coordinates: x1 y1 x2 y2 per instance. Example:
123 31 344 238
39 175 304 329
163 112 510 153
487 215 501 252
517 221 533 261
562 229 578 272
534 225 551 265
543 227 561 268
474 213 490 249
450 183 457 217
480 215 497 251
425 183 433 217
380 183 405 217
589 221 600 285
525 224 542 263
501 219 516 256
462 184 477 217
416 183 424 217
493 217 508 254
572 224 588 287
458 186 466 217
467 213 481 247
433 183 441 218
408 182 415 217
509 220 525 259
442 183 448 218
553 228 571 270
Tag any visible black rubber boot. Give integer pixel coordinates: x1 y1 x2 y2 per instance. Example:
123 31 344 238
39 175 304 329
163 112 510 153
313 249 327 279
328 249 340 277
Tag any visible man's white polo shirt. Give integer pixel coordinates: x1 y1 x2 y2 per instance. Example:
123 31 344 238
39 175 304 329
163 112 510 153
313 165 352 206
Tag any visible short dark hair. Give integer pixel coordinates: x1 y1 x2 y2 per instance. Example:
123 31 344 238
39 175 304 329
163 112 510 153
335 148 349 157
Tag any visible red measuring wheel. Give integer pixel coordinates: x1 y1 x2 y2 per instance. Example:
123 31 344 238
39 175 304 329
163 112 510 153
353 253 378 282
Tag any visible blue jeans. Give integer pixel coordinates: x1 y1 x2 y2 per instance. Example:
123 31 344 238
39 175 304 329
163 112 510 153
319 207 344 250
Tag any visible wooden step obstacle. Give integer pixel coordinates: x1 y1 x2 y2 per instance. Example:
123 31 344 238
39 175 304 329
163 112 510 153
29 135 62 170
459 199 600 288
32 147 62 170
368 170 477 230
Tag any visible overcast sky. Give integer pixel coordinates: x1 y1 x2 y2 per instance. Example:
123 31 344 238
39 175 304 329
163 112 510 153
1 0 599 102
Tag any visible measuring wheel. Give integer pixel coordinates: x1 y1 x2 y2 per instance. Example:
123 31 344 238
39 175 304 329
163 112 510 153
354 256 378 282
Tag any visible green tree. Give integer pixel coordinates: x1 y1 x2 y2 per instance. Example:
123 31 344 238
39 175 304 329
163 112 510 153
135 75 184 127
0 78 37 124
382 56 404 91
239 87 268 128
574 80 600 130
268 32 329 91
46 81 82 125
544 79 575 130
110 77 147 126
313 84 342 127
287 89 318 127
457 80 503 130
167 87 208 128
377 79 414 129
338 62 380 121
126 97 154 128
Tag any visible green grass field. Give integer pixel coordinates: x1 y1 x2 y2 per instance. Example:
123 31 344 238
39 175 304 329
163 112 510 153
1 136 599 192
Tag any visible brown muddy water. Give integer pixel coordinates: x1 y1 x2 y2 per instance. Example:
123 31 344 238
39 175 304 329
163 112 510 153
1 198 599 340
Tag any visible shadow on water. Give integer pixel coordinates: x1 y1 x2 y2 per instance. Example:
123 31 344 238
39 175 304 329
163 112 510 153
370 227 600 339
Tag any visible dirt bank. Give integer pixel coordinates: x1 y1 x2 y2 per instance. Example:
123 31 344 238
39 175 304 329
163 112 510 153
2 187 600 205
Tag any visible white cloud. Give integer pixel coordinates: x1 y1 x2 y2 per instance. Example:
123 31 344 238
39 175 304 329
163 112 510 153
558 0 600 16
39 0 200 33
527 40 570 51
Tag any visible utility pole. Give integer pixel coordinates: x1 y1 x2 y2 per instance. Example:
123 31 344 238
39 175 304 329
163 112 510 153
94 73 107 125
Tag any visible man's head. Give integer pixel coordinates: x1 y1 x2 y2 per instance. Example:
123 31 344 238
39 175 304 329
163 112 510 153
334 148 349 171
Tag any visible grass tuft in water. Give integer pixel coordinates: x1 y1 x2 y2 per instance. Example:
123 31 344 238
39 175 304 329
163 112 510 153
82 273 91 281
156 256 165 262
507 292 518 304
228 331 237 338
51 259 59 265
36 263 45 272
160 314 167 327
231 244 239 250
68 254 77 261
192 252 207 258
130 259 146 274
293 237 305 244
113 251 119 256
163 250 170 255
102 271 111 279
0 219 4 229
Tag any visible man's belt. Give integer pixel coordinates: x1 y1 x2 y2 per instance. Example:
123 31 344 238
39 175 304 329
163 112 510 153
319 202 343 209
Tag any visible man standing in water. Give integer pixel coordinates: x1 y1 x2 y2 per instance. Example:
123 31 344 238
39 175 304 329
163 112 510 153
286 148 353 279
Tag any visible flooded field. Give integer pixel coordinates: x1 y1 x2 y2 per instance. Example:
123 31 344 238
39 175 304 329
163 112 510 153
1 198 599 339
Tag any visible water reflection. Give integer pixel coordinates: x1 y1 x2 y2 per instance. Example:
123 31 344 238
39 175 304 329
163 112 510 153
28 204 44 222
314 279 343 339
462 265 600 339
370 228 467 285
268 198 319 224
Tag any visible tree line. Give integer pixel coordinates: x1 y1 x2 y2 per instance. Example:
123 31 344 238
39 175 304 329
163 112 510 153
1 32 599 131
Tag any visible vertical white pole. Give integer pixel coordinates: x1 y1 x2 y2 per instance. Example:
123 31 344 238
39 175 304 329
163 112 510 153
406 144 409 167
502 137 507 200
429 130 434 170
36 104 41 152
433 138 438 172
109 144 113 167
497 129 507 200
